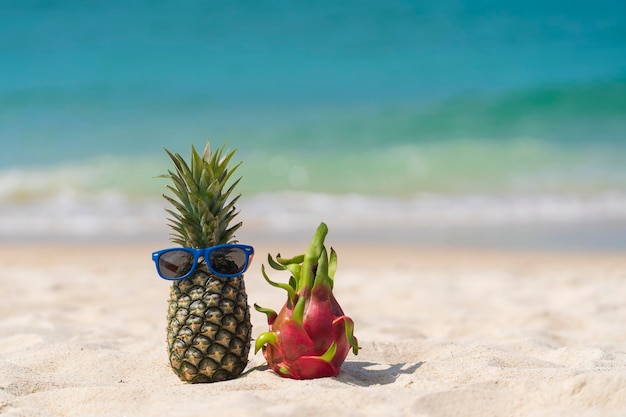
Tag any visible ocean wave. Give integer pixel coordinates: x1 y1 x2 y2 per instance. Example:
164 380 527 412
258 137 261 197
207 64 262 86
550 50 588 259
2 190 626 246
0 158 166 201
1 137 625 202
3 77 626 170
240 191 626 230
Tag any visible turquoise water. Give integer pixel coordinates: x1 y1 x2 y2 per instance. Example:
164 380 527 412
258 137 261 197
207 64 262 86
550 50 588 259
1 1 626 245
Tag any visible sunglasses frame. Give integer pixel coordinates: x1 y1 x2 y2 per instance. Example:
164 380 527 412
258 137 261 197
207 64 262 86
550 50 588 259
152 244 254 280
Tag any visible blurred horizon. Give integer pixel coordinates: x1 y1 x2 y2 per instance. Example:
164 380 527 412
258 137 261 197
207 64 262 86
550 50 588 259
1 0 625 247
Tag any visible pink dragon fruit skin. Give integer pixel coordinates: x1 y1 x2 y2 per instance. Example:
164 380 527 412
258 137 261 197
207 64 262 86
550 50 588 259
254 222 359 379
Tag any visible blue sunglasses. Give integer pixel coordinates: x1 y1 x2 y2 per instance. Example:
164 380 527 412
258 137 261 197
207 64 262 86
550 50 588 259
152 244 254 280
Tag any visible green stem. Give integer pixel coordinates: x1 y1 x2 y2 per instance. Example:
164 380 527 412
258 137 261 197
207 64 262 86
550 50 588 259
276 254 305 265
291 296 306 325
343 317 360 355
298 222 328 293
253 303 278 325
312 246 333 293
320 342 338 363
328 247 337 289
254 331 278 354
261 264 296 306
267 254 287 271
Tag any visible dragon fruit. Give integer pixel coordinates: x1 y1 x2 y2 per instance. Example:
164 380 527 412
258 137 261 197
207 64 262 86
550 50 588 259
254 222 360 379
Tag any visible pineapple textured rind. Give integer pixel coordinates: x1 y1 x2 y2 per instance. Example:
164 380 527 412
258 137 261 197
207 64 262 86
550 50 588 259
167 268 251 383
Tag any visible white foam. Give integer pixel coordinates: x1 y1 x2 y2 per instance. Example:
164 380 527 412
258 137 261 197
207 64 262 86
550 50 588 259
239 191 626 230
0 192 167 240
2 189 626 245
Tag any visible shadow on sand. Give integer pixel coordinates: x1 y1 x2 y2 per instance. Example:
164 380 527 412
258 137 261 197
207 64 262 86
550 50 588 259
339 361 424 386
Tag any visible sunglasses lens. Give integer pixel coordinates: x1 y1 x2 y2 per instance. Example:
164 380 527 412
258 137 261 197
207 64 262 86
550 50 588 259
158 250 194 279
208 247 248 276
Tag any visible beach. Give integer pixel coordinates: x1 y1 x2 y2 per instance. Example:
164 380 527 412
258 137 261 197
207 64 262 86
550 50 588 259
3 1 626 415
1 241 625 417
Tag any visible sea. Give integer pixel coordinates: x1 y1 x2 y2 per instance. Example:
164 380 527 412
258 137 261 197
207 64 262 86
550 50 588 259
1 0 626 249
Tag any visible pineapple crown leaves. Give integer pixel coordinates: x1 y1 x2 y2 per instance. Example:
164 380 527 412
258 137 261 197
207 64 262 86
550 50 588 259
160 142 243 248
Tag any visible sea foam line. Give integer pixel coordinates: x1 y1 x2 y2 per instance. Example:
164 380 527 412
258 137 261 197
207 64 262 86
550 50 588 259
1 191 626 240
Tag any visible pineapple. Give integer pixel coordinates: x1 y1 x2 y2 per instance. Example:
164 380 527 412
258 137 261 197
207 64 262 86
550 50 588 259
160 143 252 383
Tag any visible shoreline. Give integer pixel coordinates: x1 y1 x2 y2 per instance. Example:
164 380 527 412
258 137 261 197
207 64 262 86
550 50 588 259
2 189 626 251
3 218 626 253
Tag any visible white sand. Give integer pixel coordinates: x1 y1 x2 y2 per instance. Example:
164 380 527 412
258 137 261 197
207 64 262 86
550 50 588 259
1 242 625 417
